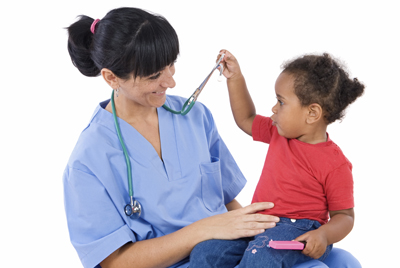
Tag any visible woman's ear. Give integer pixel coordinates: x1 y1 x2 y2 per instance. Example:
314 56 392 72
306 103 323 124
101 68 119 89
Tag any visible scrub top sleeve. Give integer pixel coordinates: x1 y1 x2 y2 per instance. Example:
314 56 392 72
205 109 247 204
63 167 136 268
217 137 247 204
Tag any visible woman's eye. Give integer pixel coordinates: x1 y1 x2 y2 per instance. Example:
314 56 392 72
149 73 161 80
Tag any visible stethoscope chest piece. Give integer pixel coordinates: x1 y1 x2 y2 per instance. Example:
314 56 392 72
125 199 142 219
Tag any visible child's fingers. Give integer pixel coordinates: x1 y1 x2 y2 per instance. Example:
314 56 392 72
217 49 226 61
294 233 308 243
218 49 234 62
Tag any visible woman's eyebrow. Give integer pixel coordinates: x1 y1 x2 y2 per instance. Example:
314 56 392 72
147 72 161 80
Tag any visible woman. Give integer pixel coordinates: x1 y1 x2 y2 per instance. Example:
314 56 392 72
64 7 361 268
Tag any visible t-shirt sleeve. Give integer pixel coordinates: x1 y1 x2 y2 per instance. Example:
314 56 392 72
63 167 136 268
325 162 354 211
252 115 274 144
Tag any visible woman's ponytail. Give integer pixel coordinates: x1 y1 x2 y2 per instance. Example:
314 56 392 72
67 15 100 77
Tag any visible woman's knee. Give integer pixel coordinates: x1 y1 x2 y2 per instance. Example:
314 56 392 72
322 248 361 268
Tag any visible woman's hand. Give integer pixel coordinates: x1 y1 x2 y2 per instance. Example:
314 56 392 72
217 49 243 80
196 202 280 240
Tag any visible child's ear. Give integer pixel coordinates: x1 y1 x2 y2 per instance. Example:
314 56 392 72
306 103 323 124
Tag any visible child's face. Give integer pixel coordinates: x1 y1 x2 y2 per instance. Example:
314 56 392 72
270 72 309 139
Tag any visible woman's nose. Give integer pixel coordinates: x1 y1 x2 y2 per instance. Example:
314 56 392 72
161 67 176 88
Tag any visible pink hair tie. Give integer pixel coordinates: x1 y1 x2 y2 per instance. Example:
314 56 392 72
90 19 100 34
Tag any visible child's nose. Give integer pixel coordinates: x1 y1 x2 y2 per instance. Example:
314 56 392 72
271 103 278 114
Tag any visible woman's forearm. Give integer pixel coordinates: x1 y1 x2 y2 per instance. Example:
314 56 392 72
101 202 279 268
225 198 242 211
101 221 209 268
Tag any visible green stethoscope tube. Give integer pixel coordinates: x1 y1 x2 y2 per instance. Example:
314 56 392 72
162 97 194 115
111 53 225 219
111 91 141 219
111 91 133 197
161 53 225 115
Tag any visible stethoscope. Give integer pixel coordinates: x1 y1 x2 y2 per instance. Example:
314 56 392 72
111 54 225 219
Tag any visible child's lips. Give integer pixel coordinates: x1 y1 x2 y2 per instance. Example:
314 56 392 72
271 116 277 126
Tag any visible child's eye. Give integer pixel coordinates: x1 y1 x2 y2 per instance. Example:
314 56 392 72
276 98 284 106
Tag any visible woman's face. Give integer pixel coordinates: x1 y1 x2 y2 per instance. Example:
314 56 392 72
119 63 176 108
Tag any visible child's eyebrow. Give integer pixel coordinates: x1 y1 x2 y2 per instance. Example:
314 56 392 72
276 94 286 100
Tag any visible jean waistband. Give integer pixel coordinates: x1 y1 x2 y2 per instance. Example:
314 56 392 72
278 217 321 229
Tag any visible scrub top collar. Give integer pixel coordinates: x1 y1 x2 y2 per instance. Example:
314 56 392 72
95 97 182 181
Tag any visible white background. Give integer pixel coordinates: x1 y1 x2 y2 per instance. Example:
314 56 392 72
1 0 399 267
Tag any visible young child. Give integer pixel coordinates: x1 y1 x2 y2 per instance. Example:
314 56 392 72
189 50 364 268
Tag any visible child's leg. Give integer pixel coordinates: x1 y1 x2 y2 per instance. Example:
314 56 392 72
239 218 332 268
189 238 249 268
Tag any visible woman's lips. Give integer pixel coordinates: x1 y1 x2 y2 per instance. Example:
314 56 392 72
152 91 165 95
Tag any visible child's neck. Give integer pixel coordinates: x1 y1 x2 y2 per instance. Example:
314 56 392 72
297 124 328 144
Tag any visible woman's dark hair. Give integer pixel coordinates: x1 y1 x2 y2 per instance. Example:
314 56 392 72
66 7 179 79
282 53 365 124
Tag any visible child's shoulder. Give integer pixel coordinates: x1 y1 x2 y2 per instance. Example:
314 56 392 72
318 139 352 172
292 136 351 175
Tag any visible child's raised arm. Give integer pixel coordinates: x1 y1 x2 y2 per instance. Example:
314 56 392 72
219 50 256 136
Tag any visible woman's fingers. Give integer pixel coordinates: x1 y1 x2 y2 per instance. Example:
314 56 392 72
224 203 280 237
203 202 280 240
242 213 280 224
241 220 277 230
240 202 275 214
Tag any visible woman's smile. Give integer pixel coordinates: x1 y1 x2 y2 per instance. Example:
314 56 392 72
152 90 166 95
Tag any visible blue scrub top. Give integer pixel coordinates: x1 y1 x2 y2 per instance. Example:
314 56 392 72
63 95 247 268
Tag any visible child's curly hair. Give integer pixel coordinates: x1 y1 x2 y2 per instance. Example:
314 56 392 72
282 53 365 124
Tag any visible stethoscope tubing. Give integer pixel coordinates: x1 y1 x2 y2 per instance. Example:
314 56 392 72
162 54 225 115
111 92 134 198
111 54 225 219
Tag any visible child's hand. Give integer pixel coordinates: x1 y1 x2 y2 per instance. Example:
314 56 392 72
295 229 329 259
217 49 242 80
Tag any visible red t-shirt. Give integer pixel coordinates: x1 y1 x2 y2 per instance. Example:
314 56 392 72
252 115 354 224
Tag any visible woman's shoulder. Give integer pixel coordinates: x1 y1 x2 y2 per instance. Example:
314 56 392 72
66 103 116 171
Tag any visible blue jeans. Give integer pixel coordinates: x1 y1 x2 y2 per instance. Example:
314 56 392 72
190 246 360 268
240 218 332 267
190 238 250 267
190 218 333 268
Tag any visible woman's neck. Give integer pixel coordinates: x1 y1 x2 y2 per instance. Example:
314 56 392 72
105 94 158 124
